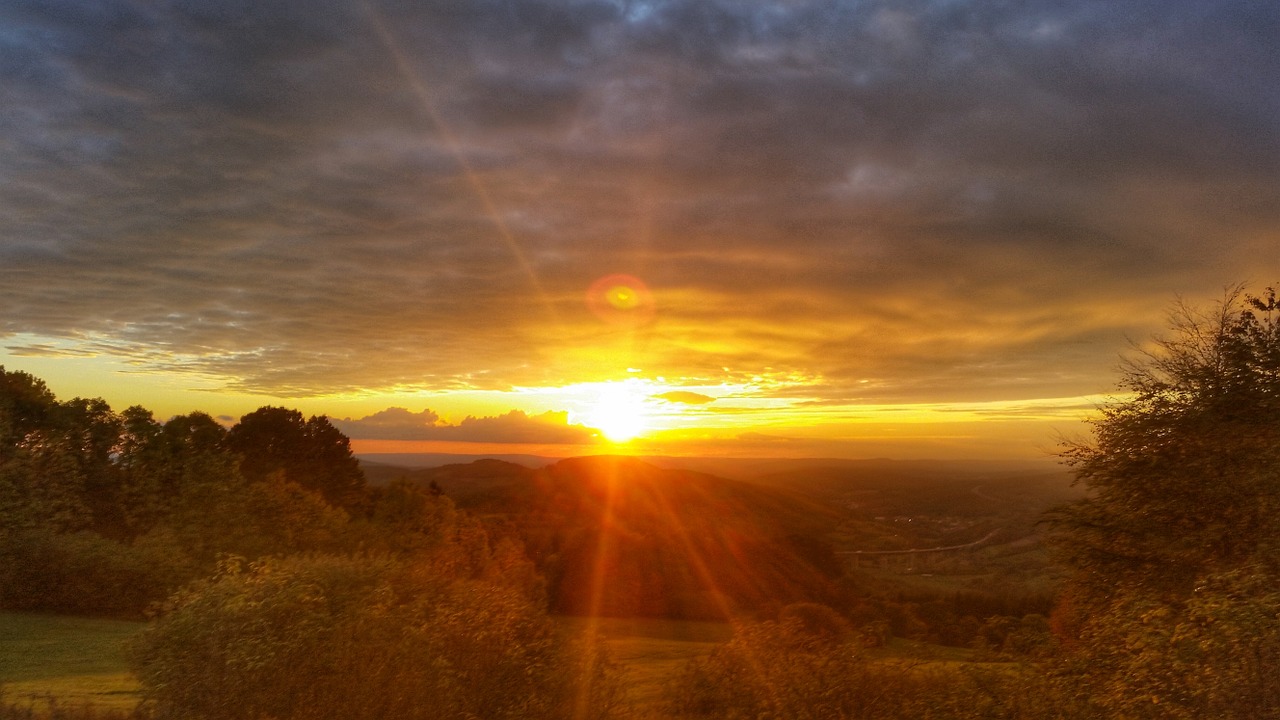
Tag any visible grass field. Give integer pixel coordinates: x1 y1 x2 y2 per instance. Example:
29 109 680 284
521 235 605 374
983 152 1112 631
1 610 1000 717
558 616 732 713
0 613 143 711
0 611 730 715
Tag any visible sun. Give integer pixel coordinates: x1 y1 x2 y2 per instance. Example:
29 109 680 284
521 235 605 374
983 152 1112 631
582 384 651 443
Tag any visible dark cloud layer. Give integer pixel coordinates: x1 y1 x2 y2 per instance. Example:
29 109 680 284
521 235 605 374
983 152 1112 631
2 0 1278 403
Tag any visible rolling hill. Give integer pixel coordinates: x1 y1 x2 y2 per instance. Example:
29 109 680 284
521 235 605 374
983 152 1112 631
361 455 1080 619
366 456 846 619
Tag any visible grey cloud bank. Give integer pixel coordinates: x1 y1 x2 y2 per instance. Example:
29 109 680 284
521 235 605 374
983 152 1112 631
2 0 1278 403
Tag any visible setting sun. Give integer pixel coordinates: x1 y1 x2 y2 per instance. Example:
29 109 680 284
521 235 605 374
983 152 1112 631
581 384 652 443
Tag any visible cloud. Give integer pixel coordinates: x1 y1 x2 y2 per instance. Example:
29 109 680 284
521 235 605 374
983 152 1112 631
1 0 1277 404
330 407 442 441
332 407 596 445
653 391 715 404
447 410 599 445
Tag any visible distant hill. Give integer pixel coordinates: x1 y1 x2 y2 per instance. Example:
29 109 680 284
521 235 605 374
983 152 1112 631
358 452 560 469
742 463 1081 554
370 456 846 619
640 456 1058 483
360 454 1080 619
358 452 1055 478
744 464 1079 514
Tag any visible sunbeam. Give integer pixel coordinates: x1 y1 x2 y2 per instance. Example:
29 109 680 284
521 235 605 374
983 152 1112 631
572 457 623 720
641 474 785 706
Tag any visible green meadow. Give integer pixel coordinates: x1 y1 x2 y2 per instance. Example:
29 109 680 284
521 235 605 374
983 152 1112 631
0 613 143 711
0 611 731 716
563 617 731 712
1 610 1005 718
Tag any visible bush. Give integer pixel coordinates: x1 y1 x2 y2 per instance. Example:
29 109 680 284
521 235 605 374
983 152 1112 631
130 554 623 720
0 528 189 617
665 603 1085 719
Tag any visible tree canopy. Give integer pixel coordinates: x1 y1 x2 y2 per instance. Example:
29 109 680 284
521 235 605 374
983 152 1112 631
225 406 367 512
0 374 387 616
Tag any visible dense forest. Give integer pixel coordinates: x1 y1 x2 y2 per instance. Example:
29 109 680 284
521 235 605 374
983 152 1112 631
3 288 1280 719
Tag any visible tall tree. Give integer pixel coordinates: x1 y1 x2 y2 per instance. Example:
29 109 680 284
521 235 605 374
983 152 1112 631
1050 287 1280 718
0 366 59 454
115 409 237 538
225 407 366 511
0 368 94 532
57 397 125 535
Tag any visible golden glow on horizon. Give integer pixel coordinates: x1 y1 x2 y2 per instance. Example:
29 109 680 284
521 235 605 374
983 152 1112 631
0 339 1105 461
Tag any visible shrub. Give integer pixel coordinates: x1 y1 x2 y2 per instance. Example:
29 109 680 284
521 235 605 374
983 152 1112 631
0 527 189 616
665 603 1086 719
130 554 623 720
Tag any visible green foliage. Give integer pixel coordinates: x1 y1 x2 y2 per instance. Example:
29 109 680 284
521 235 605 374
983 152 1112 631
0 369 60 452
0 529 187 617
129 554 623 720
112 410 230 540
0 694 151 720
666 603 1083 719
0 373 402 616
360 479 459 554
776 602 853 644
0 441 93 534
1049 287 1280 717
1054 567 1280 719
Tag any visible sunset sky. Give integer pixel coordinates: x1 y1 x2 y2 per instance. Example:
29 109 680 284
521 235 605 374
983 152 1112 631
2 1 1278 461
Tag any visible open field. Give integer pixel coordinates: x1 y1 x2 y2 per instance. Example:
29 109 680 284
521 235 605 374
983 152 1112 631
1 610 1010 717
558 616 731 713
0 611 734 715
0 613 143 711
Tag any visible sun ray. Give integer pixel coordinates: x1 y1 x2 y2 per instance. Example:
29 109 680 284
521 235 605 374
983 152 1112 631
624 466 786 708
572 457 623 720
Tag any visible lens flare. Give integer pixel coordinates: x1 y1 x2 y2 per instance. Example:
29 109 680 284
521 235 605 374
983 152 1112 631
586 274 655 326
605 285 639 310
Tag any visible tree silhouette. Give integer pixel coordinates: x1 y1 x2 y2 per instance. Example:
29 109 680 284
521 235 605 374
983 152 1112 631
1050 286 1280 717
225 406 367 512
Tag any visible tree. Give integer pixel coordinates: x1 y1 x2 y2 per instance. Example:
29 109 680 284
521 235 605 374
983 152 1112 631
1049 286 1280 718
0 368 94 533
56 397 125 535
225 406 367 512
115 410 237 539
0 366 59 453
